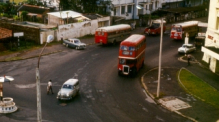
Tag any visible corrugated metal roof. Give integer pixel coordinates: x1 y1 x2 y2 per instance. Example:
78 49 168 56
17 4 50 14
47 10 90 20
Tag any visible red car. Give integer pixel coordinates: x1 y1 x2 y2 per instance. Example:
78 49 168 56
144 19 166 35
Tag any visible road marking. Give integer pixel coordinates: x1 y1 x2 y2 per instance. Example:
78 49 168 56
158 96 191 111
14 82 61 88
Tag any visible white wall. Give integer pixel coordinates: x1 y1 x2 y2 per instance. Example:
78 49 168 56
40 30 55 44
57 16 110 41
205 1 219 48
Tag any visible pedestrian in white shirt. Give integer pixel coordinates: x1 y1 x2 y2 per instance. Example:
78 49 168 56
47 80 54 94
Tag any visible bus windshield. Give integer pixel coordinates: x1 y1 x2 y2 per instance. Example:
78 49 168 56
119 59 136 65
172 27 182 32
120 45 135 51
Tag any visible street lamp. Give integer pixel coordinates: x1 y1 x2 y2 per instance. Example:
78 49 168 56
157 18 164 98
36 35 54 122
136 4 151 26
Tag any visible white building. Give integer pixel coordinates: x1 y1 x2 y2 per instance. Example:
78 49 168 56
108 0 204 20
201 0 219 74
110 0 163 20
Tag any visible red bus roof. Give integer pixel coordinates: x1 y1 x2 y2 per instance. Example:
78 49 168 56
95 24 131 33
121 34 145 45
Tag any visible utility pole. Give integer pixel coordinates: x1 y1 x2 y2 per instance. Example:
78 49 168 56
157 18 163 98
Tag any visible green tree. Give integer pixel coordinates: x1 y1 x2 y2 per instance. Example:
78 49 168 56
21 11 28 21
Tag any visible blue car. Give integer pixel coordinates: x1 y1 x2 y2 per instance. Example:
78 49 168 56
63 38 86 49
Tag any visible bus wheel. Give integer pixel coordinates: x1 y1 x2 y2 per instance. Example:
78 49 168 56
141 62 144 68
118 71 121 76
131 68 137 77
113 40 116 45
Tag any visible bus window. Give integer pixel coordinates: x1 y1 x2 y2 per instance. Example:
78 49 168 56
177 28 182 32
129 46 135 51
120 45 128 50
119 59 125 64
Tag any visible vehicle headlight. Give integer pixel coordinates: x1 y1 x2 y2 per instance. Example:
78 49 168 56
66 93 69 96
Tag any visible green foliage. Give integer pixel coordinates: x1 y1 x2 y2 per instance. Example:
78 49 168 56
179 69 219 108
21 11 28 21
13 15 20 20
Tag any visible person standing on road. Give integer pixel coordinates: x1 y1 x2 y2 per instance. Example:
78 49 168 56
187 54 191 66
47 80 54 94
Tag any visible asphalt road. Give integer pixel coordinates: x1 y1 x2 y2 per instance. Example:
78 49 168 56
0 33 193 122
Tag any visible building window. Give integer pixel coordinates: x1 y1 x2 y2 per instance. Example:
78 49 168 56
128 5 132 13
114 8 116 16
122 6 125 14
216 17 219 30
149 4 152 10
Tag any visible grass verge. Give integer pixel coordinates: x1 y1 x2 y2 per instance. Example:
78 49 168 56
178 68 219 108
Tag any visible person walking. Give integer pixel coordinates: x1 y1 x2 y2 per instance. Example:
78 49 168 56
187 54 191 66
47 80 54 94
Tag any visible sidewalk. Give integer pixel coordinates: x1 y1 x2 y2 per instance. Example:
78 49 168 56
141 56 219 122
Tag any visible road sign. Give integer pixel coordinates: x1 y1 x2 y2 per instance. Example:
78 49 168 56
14 32 24 37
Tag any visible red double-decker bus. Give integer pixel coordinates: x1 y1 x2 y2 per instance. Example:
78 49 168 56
118 34 146 76
95 24 132 45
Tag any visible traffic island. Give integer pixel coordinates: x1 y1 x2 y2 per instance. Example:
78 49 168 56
0 97 18 113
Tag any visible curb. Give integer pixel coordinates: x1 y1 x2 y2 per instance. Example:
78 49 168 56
0 50 63 62
0 42 96 62
141 67 197 122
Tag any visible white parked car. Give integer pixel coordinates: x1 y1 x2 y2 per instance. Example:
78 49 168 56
57 79 79 101
63 38 86 49
178 44 196 54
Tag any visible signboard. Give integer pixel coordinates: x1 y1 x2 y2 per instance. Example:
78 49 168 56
198 32 206 37
14 32 24 37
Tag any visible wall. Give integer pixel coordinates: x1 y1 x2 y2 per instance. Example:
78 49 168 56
40 30 55 44
57 16 110 41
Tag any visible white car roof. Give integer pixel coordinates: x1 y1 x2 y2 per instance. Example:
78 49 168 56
64 79 78 85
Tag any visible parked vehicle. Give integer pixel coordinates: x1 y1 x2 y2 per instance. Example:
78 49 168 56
178 44 196 54
118 34 146 76
95 24 132 45
144 19 166 35
194 32 205 47
63 38 86 49
57 79 79 101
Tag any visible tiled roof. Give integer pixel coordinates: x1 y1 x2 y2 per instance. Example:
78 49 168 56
17 4 50 14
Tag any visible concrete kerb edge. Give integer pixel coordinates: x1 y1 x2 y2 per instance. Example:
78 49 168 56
141 66 197 122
